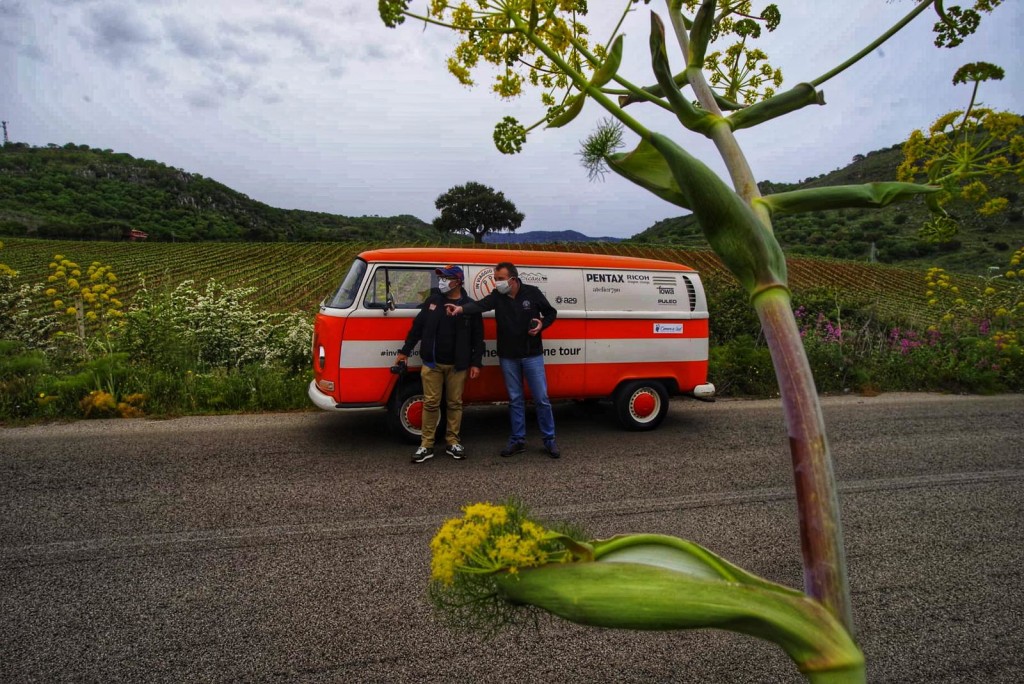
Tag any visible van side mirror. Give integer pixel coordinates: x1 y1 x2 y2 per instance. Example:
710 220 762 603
385 292 396 314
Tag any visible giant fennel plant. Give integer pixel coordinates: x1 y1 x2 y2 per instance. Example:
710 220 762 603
378 1 1014 681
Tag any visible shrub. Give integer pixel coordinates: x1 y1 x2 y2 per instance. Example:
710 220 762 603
0 340 49 419
709 335 777 397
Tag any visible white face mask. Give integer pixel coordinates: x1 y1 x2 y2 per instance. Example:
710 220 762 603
494 279 511 295
437 278 453 294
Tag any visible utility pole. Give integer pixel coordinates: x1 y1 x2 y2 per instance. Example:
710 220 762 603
1 121 8 144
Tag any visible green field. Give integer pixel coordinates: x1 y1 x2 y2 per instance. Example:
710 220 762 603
2 237 962 324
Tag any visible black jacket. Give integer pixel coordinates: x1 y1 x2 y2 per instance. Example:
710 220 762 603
462 283 557 359
398 292 484 370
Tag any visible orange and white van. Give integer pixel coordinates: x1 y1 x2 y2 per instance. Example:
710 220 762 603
309 248 714 442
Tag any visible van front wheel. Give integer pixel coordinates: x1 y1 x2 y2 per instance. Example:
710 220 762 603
614 380 668 431
387 381 426 444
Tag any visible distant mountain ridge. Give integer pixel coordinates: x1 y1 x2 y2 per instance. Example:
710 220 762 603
484 229 623 244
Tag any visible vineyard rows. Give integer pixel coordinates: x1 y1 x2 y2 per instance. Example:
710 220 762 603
3 238 950 323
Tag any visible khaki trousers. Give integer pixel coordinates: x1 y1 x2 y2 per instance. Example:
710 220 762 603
420 363 467 448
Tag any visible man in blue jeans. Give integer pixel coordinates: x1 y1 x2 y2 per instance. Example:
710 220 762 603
446 261 560 458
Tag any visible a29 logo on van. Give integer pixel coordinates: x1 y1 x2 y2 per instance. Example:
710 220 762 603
555 296 578 305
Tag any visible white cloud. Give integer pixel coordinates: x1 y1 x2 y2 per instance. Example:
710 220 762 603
75 3 159 65
3 1 1022 238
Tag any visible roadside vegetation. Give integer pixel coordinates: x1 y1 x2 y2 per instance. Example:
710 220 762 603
1 238 1020 424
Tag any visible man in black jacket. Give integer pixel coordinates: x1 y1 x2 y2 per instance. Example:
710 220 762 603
396 265 484 463
445 261 560 458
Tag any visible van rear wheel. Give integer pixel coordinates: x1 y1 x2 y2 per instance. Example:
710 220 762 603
614 380 668 431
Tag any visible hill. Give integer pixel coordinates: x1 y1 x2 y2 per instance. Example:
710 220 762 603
0 143 443 243
630 141 1023 275
483 229 623 244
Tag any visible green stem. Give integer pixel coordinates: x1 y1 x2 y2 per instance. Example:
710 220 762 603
958 80 980 130
662 1 853 629
399 9 517 33
663 3 763 209
498 562 864 681
752 288 854 631
811 0 934 87
604 0 636 47
511 15 650 141
563 32 673 115
806 667 867 684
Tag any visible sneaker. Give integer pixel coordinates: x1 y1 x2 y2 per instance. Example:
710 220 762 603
445 443 466 460
500 440 526 457
411 446 434 463
543 438 561 459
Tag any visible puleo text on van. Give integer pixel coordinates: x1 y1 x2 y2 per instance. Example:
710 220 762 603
309 248 715 442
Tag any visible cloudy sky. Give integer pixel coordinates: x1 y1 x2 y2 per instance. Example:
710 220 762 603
3 0 1022 239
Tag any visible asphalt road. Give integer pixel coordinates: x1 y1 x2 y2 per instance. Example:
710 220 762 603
1 393 1022 683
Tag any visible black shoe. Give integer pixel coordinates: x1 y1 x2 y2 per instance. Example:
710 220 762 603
543 439 561 459
500 440 526 457
412 446 434 463
445 443 466 460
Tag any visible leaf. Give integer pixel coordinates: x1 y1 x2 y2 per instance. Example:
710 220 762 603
649 12 713 135
728 83 825 131
546 94 586 129
590 534 804 596
494 536 865 680
646 132 788 295
688 0 716 67
606 138 692 209
590 34 624 89
755 183 940 216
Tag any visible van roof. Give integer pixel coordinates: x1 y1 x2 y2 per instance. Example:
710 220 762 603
357 247 695 272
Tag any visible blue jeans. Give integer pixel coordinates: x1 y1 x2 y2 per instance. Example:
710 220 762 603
499 354 555 442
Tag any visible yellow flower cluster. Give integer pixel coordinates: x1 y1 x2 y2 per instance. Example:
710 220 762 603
79 390 147 418
45 255 125 337
425 1 594 106
430 502 557 586
80 389 118 417
925 250 1024 331
899 107 1023 225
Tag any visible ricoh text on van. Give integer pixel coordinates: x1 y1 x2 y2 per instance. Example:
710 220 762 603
309 248 715 442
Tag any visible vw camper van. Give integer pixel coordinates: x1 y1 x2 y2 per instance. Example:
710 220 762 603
309 248 714 442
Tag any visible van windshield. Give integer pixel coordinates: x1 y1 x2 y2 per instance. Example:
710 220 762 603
326 259 367 309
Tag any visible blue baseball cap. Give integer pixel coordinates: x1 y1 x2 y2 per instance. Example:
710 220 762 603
435 265 464 280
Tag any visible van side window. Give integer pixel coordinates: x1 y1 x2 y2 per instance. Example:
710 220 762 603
363 267 437 309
